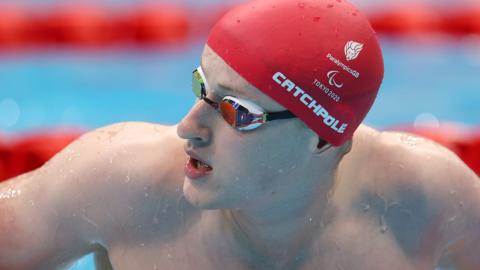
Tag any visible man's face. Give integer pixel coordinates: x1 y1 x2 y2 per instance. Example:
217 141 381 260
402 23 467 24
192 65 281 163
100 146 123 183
177 45 320 210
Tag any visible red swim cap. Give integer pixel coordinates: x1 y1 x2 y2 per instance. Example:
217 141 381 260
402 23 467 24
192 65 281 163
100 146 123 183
207 0 384 146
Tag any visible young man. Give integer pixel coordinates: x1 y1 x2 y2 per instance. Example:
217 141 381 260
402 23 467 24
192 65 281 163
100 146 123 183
1 0 479 269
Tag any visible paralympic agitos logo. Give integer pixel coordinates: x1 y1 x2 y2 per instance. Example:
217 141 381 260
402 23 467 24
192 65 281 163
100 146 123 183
327 70 343 89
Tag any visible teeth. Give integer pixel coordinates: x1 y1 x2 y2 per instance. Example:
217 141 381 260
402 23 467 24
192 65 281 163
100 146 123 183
198 161 210 168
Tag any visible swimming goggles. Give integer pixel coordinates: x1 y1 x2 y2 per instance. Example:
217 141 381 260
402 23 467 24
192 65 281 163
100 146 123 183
192 66 297 131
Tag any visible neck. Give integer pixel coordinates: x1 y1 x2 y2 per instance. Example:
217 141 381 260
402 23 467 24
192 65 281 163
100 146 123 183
223 164 339 267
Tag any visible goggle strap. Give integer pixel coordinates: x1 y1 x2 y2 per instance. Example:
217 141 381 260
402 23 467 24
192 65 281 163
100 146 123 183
265 111 297 122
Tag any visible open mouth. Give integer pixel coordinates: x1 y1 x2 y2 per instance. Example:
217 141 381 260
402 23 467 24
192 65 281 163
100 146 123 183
191 157 213 171
185 156 213 180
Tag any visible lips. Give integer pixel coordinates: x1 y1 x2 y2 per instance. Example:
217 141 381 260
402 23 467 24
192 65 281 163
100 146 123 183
184 150 213 180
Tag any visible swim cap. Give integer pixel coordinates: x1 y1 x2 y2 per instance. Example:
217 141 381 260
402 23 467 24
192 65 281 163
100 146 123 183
207 0 384 146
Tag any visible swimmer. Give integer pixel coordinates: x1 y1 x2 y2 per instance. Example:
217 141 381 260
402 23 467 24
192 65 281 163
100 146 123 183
1 0 479 269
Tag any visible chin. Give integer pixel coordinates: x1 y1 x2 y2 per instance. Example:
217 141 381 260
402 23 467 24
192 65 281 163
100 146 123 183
182 178 225 209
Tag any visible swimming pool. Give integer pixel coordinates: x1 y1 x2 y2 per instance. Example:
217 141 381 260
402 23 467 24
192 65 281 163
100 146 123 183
0 38 478 135
0 37 478 269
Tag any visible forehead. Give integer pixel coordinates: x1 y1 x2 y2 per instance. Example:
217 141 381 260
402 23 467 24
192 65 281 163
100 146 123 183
200 45 287 111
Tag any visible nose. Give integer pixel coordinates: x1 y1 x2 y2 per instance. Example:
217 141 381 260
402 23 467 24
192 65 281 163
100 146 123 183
177 101 214 147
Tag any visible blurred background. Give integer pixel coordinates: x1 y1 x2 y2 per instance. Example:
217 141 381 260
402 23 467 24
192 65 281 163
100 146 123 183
0 0 478 269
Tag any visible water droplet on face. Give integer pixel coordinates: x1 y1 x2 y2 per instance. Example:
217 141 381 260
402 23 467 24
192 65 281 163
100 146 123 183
362 204 370 212
380 216 388 233
167 253 172 259
400 135 422 147
308 217 313 222
140 243 145 247
0 188 22 200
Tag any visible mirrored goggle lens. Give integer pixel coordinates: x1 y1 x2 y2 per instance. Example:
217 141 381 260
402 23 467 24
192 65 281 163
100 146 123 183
220 100 256 128
192 69 204 98
220 100 237 127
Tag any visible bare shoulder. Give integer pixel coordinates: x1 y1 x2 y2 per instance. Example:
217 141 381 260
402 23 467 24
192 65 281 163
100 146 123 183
347 124 476 188
340 125 480 267
349 125 478 209
40 122 191 246
373 127 477 189
67 121 191 218
0 122 191 268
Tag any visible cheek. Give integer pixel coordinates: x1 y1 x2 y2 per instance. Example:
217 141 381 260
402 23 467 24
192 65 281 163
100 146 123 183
214 135 306 192
211 139 270 198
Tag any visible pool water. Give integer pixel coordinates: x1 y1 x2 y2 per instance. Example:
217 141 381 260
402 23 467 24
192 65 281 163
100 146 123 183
0 38 478 269
0 38 478 135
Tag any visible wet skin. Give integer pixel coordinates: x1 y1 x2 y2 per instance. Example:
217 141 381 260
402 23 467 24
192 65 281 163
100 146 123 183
0 122 479 270
0 47 479 270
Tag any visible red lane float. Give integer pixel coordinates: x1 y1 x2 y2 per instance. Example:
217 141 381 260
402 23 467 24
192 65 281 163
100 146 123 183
30 5 114 46
123 5 189 44
442 9 480 36
0 5 31 48
0 4 479 48
0 131 81 182
0 4 192 48
0 136 7 181
369 5 443 35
